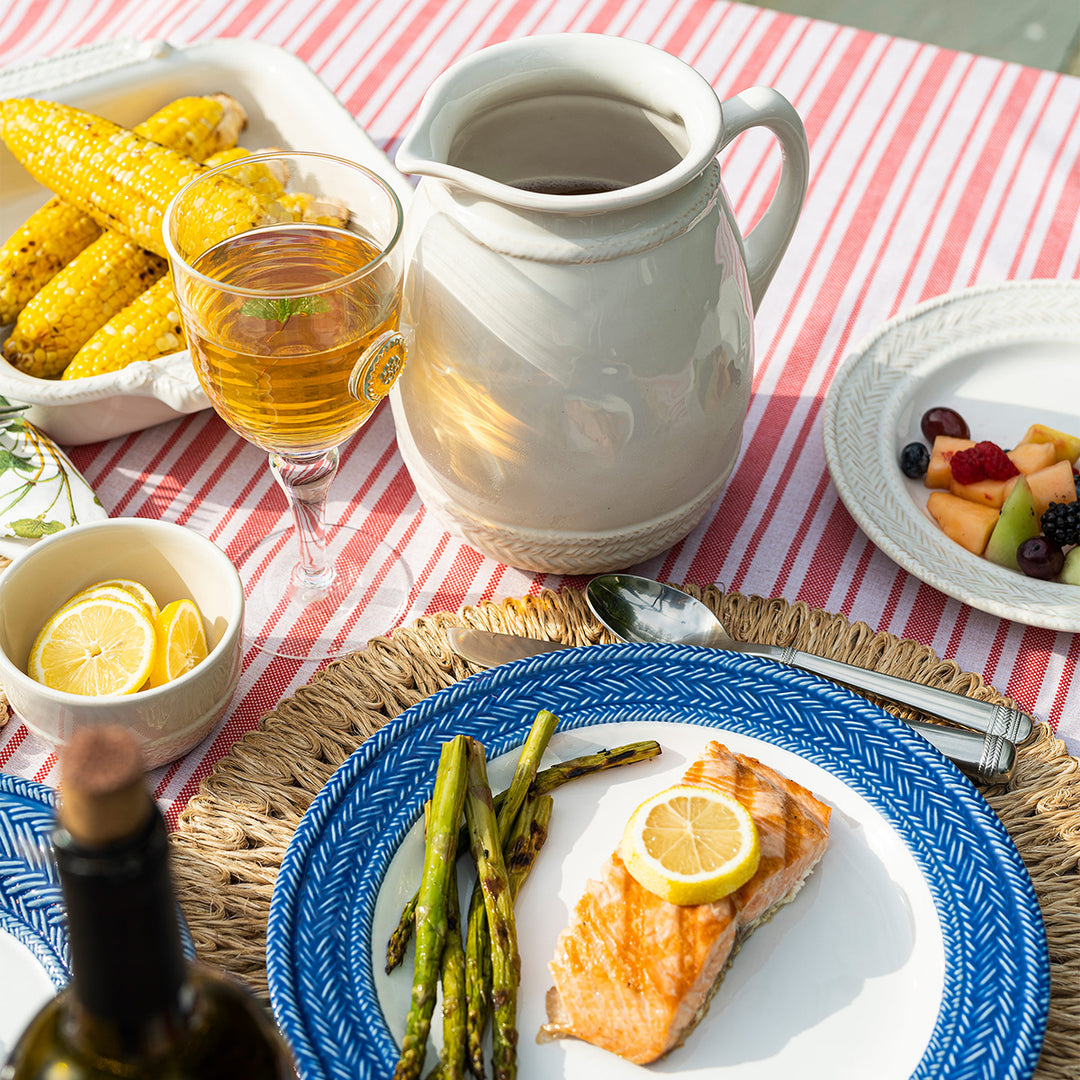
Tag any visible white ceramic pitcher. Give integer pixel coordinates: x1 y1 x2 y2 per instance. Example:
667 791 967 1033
391 33 808 574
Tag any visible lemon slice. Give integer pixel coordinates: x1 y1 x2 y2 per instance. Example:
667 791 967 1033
28 595 157 696
619 784 760 905
58 582 157 621
147 598 208 688
93 579 161 620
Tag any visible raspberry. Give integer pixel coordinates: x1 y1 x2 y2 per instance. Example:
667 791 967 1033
1041 501 1080 547
950 441 1019 485
949 449 984 485
975 441 1021 481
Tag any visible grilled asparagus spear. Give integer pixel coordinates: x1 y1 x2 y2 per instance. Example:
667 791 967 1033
393 735 469 1080
463 739 519 1080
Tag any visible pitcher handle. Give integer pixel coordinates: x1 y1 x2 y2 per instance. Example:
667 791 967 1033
718 87 809 311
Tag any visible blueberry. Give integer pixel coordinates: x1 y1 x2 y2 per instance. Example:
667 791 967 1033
899 442 930 479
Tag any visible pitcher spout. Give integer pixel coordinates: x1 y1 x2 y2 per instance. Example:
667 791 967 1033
395 33 724 214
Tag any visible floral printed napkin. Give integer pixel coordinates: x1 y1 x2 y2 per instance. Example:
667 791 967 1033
0 396 106 560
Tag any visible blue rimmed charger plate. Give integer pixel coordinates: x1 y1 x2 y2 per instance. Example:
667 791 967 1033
266 643 1048 1080
0 776 67 981
0 773 198 1059
0 775 66 1058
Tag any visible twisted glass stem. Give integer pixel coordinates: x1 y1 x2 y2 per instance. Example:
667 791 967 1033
268 448 340 599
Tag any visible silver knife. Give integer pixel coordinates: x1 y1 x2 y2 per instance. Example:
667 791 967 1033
445 628 1015 784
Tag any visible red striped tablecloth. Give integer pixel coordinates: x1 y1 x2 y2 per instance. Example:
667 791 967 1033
2 0 1079 823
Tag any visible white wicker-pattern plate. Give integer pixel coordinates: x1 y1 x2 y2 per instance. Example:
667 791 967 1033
823 279 1080 631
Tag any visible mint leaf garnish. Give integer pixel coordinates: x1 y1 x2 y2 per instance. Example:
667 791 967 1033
241 295 330 323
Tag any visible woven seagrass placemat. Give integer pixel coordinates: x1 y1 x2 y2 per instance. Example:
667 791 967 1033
169 585 1080 1079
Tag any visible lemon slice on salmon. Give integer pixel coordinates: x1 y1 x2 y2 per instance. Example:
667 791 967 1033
147 598 208 688
619 784 760 905
28 594 157 696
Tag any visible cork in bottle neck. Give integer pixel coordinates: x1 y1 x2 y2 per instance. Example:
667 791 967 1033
58 726 152 847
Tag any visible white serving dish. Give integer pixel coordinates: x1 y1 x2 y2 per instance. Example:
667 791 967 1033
0 37 413 446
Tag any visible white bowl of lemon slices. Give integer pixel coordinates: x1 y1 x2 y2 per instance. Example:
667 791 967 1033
0 518 244 768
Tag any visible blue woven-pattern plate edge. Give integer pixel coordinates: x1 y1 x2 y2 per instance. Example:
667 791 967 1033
0 775 67 987
266 642 1049 1080
0 772 199 988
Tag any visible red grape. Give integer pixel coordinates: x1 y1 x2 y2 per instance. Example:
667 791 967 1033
920 407 970 442
1016 537 1064 580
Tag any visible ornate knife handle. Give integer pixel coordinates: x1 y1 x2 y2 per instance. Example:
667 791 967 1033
780 648 1033 743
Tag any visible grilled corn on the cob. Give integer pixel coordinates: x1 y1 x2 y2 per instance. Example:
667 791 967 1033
62 277 183 380
203 146 289 196
0 201 102 325
0 94 246 325
135 93 246 162
201 148 348 225
3 236 167 377
280 191 350 226
1 95 247 377
0 98 271 258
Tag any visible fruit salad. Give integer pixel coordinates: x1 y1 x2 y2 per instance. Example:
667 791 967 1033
901 412 1080 584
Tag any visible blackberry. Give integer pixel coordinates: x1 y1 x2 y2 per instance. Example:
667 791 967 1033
1040 500 1080 547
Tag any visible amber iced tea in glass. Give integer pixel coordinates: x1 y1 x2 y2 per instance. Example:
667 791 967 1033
186 223 401 456
163 151 408 661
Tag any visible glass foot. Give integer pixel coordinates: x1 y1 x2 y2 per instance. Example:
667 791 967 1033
234 523 413 661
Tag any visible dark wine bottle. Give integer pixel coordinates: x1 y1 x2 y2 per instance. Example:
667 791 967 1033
1 726 296 1079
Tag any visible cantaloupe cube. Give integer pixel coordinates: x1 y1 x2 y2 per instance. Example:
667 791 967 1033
925 435 975 490
927 491 1000 556
1007 441 1056 475
1017 423 1080 465
949 476 1007 508
1022 459 1077 519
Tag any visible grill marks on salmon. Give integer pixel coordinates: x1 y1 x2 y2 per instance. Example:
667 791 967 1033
539 741 831 1064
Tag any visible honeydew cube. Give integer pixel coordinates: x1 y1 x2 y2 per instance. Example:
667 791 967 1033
1061 546 1080 586
985 477 1040 569
927 491 1000 556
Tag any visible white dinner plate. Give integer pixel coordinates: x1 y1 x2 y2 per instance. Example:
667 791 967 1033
823 278 1080 631
266 643 1048 1080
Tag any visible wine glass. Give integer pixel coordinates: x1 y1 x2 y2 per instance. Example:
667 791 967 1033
163 152 410 661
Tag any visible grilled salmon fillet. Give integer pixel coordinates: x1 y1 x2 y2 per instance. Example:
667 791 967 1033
538 740 831 1064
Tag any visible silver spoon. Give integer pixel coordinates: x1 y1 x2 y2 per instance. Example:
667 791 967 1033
585 574 1033 745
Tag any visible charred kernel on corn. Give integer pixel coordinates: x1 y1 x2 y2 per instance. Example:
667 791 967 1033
62 277 184 379
0 94 246 325
0 98 266 259
0 198 101 325
2 233 167 378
